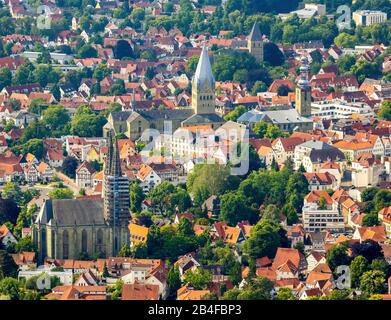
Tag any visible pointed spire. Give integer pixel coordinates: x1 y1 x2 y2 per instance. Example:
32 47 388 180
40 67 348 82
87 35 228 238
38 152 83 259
193 45 215 89
249 22 262 41
110 138 122 177
105 129 114 175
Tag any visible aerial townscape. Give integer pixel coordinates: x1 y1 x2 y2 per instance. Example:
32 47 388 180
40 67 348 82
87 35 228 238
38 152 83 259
0 0 391 303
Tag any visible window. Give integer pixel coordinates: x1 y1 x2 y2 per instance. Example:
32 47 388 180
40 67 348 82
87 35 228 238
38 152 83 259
63 230 69 259
82 229 88 253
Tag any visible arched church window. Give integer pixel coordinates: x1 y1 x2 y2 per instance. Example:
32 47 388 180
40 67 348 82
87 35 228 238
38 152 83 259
81 229 88 253
63 230 69 259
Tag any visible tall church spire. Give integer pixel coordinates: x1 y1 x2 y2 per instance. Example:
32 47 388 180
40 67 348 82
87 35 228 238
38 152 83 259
110 138 122 177
248 22 264 63
105 129 114 175
249 22 262 41
192 46 215 115
194 45 215 90
103 130 130 256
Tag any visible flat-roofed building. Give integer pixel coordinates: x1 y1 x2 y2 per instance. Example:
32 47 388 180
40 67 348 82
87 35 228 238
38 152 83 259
353 10 387 26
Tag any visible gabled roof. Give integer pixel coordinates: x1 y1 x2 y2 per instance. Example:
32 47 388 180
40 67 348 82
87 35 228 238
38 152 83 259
357 226 386 242
76 161 96 174
304 190 333 205
122 283 159 300
11 251 35 265
177 284 210 300
272 248 304 272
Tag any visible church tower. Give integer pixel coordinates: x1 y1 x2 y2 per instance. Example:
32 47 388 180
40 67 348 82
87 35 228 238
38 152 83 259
248 22 263 63
192 46 215 115
103 130 130 255
295 56 312 117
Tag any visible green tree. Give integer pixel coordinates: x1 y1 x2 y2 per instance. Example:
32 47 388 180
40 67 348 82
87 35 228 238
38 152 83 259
378 101 391 121
61 156 79 178
294 241 305 255
370 259 388 273
0 278 20 300
334 32 358 48
260 204 280 222
362 213 379 226
244 219 287 259
42 105 70 137
0 250 18 279
109 80 126 95
253 121 268 138
15 236 36 253
21 139 44 160
359 270 386 294
350 256 368 288
2 182 24 204
118 244 132 257
350 59 381 83
77 44 98 58
326 289 351 300
70 107 106 137
265 123 287 139
183 268 212 290
224 105 247 122
220 191 254 226
318 196 327 210
93 63 111 81
48 188 74 199
374 189 391 211
186 55 200 73
337 54 356 74
236 277 274 300
282 203 298 225
129 182 145 213
326 243 350 271
251 81 268 96
28 98 49 115
275 287 297 300
187 164 239 207
148 182 176 215
0 67 12 90
102 262 109 278
13 62 34 85
167 265 181 295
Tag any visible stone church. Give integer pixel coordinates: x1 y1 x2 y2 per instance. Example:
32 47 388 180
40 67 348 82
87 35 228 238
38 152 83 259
104 46 224 141
33 131 130 262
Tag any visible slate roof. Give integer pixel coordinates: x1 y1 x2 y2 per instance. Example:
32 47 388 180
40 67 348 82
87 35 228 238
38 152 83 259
249 22 262 41
308 147 345 163
140 109 194 121
182 113 224 125
238 109 312 125
111 111 132 121
40 198 105 226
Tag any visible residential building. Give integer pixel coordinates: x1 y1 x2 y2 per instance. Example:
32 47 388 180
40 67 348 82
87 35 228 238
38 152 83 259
302 190 344 233
76 161 96 188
